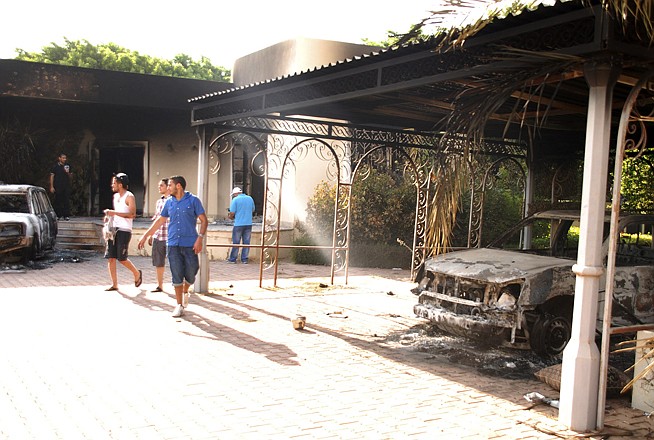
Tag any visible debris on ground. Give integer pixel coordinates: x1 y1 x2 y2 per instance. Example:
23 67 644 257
523 391 560 409
0 249 90 271
384 323 638 387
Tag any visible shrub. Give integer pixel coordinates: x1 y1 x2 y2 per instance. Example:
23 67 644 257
291 234 329 265
298 169 417 267
348 242 412 269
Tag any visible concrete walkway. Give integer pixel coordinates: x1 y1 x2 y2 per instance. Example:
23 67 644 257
0 253 651 439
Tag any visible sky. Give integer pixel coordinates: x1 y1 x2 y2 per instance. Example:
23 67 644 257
1 0 450 70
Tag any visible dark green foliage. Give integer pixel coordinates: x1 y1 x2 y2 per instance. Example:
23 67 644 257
451 187 523 248
0 119 87 215
295 169 416 267
451 160 526 247
291 234 329 266
15 38 231 82
350 170 416 246
0 118 38 185
479 187 524 245
348 242 412 269
620 154 654 213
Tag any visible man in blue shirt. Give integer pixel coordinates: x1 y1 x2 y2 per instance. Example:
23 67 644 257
138 175 208 318
227 187 255 264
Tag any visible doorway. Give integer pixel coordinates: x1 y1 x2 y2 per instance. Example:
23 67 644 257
94 142 146 216
232 142 264 215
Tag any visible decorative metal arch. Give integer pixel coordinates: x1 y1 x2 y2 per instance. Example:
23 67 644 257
467 156 527 248
597 68 654 427
271 135 349 285
350 145 433 280
204 116 527 287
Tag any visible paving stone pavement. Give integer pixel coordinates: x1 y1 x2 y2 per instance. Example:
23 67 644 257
0 252 652 439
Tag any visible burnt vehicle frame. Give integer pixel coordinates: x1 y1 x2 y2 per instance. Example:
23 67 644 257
0 184 58 262
413 210 654 357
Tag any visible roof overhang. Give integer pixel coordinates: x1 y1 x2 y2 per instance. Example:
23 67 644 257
189 1 654 158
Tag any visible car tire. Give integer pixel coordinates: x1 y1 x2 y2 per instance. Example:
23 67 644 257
21 236 38 263
530 312 572 357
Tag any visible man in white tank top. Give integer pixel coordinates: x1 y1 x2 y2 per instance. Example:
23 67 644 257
103 173 142 291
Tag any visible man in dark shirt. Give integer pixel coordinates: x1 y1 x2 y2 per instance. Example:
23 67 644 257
49 153 72 220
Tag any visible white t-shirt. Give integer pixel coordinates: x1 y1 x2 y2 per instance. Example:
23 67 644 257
113 190 134 232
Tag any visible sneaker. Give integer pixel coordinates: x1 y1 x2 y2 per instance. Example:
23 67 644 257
182 291 190 307
226 259 237 264
64 217 70 221
241 260 248 264
172 304 184 317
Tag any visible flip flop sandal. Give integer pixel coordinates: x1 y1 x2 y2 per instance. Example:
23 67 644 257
135 270 143 288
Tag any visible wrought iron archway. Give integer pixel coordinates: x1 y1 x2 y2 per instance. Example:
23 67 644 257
597 68 654 427
467 156 527 249
202 115 526 287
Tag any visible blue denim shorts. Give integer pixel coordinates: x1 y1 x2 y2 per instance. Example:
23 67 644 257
167 246 199 286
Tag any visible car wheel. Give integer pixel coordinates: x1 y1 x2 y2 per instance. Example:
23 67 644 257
21 236 38 263
530 312 572 357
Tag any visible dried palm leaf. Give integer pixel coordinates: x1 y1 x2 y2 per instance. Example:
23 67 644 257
613 335 654 394
593 0 654 45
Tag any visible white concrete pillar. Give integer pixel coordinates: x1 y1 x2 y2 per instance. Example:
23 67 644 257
559 60 620 431
522 158 534 247
195 126 210 293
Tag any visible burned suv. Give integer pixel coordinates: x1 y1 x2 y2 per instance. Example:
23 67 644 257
0 184 58 262
413 210 654 357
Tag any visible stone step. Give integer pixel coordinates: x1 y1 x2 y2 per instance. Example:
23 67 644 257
56 218 104 251
56 242 104 252
58 230 99 238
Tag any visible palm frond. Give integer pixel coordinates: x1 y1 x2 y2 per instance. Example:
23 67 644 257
404 0 654 255
595 0 654 45
613 335 654 394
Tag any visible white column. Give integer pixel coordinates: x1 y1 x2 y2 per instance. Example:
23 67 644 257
195 126 210 293
522 158 534 247
559 60 620 430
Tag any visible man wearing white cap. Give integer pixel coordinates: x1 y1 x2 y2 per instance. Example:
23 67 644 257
227 186 255 263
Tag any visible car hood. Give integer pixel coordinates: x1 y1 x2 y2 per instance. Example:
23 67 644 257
424 248 573 284
0 213 31 224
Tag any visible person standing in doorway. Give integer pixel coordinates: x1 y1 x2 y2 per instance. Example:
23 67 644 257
138 175 208 318
104 173 142 291
49 153 73 220
227 187 255 264
149 178 170 292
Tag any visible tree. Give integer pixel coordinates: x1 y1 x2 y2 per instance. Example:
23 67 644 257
620 154 654 213
15 38 231 82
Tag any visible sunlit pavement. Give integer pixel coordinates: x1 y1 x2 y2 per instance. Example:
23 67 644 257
0 253 650 439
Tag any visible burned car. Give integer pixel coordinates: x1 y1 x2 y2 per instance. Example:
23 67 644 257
0 184 58 262
413 210 654 357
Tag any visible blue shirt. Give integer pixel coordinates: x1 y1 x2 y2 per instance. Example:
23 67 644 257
229 194 255 227
161 191 205 247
